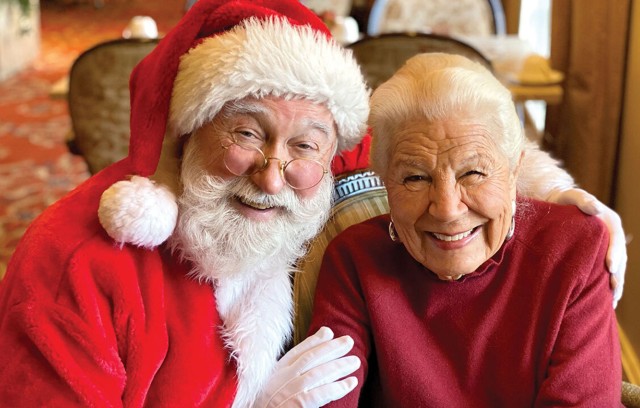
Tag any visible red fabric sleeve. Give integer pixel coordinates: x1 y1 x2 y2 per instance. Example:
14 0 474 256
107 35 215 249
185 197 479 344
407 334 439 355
307 229 374 407
534 225 622 406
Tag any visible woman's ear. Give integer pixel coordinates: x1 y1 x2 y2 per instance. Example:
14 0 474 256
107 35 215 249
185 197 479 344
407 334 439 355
510 150 525 196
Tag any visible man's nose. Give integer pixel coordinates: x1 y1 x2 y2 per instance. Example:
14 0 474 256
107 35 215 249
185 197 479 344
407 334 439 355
427 182 466 221
251 157 286 195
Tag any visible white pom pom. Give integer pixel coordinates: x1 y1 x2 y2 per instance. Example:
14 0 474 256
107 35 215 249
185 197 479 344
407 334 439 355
98 176 178 248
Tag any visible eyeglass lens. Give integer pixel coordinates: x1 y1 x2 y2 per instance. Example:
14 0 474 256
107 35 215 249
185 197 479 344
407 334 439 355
222 142 326 189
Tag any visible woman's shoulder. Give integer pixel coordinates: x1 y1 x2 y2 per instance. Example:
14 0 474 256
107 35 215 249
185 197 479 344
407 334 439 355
332 213 391 241
518 197 607 237
514 197 608 265
324 213 395 258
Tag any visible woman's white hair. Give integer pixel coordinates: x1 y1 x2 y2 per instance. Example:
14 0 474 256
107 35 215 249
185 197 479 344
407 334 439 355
369 52 525 178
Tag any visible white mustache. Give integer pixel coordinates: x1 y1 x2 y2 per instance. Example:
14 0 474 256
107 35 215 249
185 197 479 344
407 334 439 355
230 180 301 212
190 172 323 219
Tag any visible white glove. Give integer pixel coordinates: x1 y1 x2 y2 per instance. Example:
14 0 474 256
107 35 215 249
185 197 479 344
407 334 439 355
547 188 628 308
254 326 360 408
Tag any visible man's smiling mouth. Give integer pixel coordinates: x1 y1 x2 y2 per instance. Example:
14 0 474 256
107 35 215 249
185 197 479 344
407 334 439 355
237 196 275 210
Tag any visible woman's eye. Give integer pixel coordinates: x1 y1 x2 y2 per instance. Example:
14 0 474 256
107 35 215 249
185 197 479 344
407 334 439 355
463 170 485 178
404 175 426 183
459 170 487 184
402 175 431 191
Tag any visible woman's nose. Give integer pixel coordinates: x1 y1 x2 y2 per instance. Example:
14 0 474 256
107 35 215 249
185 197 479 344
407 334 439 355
428 182 466 221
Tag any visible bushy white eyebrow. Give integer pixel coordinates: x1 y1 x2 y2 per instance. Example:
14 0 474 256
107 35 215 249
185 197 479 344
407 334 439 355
222 99 334 139
222 99 267 116
303 119 333 139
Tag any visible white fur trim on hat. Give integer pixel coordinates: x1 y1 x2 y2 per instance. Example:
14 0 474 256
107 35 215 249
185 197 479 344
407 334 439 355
170 17 370 152
98 176 178 248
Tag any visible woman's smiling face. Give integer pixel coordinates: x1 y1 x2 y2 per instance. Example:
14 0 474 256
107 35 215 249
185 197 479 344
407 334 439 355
384 111 519 280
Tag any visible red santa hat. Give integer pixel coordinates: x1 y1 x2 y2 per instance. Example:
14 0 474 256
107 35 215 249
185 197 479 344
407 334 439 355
97 0 370 248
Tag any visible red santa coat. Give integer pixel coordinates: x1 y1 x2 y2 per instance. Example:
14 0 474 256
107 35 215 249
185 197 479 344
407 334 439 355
0 163 238 407
0 135 371 406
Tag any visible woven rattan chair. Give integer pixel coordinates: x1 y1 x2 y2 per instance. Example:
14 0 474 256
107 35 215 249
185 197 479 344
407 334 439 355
67 38 158 174
623 381 640 407
621 323 640 407
347 32 492 90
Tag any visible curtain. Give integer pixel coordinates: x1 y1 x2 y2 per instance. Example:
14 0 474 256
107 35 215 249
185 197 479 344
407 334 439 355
544 0 631 205
501 0 521 34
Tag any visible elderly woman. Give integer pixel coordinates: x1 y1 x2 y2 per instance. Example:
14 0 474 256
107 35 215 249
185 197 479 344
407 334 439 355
307 53 622 406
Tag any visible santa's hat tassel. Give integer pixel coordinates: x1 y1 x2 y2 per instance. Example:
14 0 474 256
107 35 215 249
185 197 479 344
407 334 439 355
98 176 178 248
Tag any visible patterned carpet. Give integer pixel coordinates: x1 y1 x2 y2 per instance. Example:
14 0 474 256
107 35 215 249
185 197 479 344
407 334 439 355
0 0 184 278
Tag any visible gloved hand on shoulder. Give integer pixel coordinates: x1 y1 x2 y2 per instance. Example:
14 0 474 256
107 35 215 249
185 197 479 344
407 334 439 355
547 187 628 308
255 326 360 407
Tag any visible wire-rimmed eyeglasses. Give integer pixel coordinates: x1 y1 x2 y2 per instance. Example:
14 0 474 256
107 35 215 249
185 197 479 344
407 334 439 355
220 134 329 190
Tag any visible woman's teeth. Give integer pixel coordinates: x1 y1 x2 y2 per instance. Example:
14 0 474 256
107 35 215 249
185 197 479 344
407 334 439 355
432 228 474 242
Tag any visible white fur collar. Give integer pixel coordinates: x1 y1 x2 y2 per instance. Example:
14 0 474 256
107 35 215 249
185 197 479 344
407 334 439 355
215 264 294 408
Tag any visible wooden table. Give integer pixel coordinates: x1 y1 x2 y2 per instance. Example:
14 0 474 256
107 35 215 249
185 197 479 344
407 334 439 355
506 82 563 105
458 35 564 105
49 76 69 100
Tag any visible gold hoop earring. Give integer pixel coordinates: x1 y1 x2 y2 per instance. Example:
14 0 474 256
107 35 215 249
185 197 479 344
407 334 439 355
506 200 516 240
389 220 399 242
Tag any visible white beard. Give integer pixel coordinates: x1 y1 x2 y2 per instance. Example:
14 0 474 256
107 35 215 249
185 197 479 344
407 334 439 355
169 144 333 407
